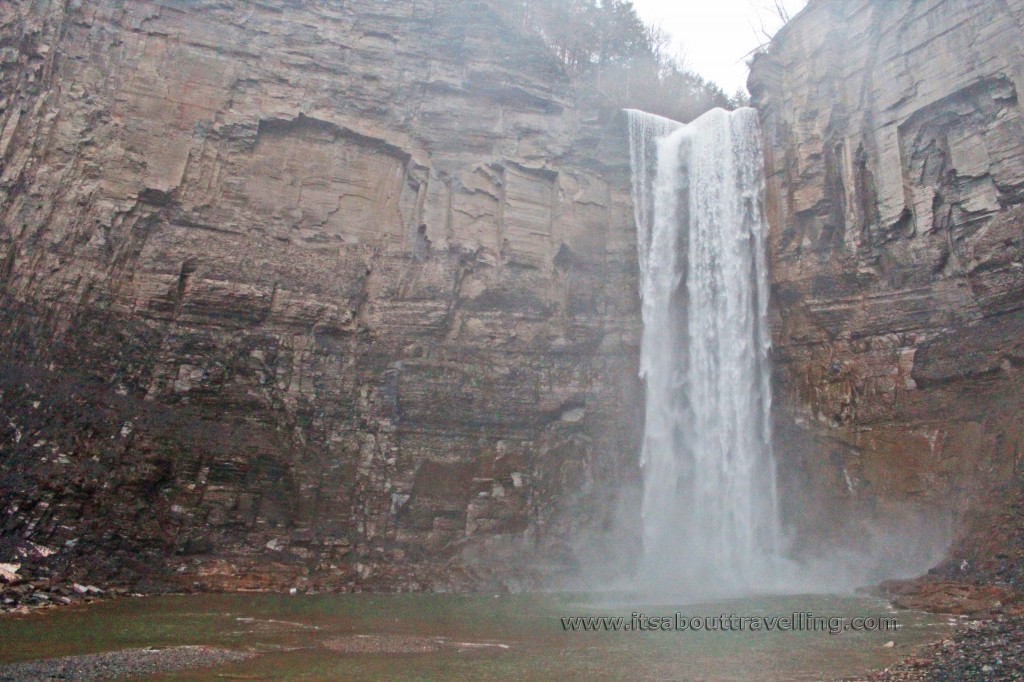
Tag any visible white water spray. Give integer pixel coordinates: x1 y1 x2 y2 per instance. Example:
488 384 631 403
627 107 782 597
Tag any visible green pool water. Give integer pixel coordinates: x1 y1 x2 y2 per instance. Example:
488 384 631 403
0 592 950 681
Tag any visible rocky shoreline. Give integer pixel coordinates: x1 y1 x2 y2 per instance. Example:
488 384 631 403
1 577 119 616
0 540 128 615
0 646 255 682
844 616 1024 682
842 578 1024 682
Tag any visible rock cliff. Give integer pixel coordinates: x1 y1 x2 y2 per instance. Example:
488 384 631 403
751 0 1024 587
0 0 643 592
8 0 1024 599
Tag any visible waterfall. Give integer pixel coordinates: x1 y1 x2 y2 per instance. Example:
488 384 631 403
627 107 782 597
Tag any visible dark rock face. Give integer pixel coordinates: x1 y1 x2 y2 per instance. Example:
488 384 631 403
751 0 1024 569
0 1 643 592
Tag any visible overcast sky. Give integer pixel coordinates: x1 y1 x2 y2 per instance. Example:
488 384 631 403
629 0 809 94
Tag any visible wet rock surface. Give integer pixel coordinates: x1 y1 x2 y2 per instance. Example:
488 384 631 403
926 489 1024 593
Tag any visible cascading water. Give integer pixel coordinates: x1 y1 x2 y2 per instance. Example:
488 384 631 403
627 107 782 597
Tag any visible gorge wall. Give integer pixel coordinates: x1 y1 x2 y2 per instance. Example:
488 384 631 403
751 0 1024 587
0 0 643 592
6 0 1024 597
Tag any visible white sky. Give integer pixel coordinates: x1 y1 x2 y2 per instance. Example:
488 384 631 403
629 0 809 94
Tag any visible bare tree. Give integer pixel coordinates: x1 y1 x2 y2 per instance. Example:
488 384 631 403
486 0 735 122
746 0 799 59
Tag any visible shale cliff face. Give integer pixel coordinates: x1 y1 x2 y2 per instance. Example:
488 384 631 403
0 1 642 591
751 0 1024 583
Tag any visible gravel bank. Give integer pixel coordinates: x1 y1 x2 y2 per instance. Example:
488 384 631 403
844 616 1024 681
0 646 256 681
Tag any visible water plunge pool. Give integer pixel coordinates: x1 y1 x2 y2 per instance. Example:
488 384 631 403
0 593 949 681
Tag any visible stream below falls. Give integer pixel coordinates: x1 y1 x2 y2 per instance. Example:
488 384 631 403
0 593 951 681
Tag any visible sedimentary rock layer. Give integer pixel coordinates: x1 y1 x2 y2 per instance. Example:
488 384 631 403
0 0 642 591
751 0 1024 577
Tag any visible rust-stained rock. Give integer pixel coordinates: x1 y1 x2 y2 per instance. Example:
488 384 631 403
876 579 1024 617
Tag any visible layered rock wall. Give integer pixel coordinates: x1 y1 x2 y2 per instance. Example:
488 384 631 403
0 0 642 591
751 0 1024 579
13 0 1022 596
